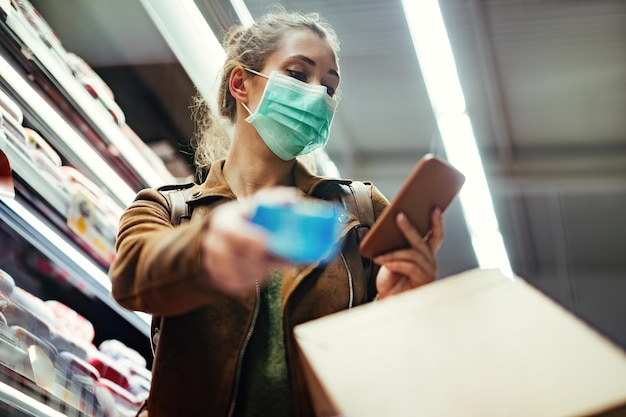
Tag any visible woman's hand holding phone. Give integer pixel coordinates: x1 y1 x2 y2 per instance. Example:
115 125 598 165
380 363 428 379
360 154 464 299
374 208 444 300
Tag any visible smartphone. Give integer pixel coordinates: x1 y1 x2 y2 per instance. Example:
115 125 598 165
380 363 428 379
359 154 465 259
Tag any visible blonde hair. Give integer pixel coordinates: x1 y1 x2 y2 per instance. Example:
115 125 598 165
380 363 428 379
190 7 340 176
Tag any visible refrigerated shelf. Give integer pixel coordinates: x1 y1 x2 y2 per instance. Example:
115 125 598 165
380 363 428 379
0 381 66 417
1 2 175 192
0 49 136 208
0 197 150 336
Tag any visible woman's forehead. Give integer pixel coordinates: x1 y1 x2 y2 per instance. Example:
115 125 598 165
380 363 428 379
268 29 338 69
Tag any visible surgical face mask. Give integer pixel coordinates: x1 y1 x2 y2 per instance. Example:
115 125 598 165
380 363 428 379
241 69 337 161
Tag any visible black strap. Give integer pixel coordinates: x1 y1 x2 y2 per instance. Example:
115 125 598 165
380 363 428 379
337 181 376 300
346 181 374 240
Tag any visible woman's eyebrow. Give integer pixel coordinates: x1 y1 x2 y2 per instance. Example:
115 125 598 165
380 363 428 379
290 55 340 78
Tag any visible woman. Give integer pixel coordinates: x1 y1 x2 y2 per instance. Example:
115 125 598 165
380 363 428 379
109 8 443 417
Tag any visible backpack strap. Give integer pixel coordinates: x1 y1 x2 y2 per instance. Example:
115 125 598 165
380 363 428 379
149 185 195 361
168 188 192 225
344 180 375 242
336 181 377 300
158 183 194 225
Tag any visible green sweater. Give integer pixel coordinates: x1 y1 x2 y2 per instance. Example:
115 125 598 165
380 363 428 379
235 271 295 417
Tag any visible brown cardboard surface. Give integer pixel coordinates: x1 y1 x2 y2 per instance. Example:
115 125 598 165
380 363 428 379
294 268 626 417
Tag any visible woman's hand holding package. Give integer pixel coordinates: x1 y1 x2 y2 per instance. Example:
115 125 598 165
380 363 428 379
374 208 444 300
199 188 297 296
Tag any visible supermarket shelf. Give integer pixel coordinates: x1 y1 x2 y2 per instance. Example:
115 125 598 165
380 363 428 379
1 3 174 191
0 49 136 208
0 0 150 340
0 5 156 417
0 197 150 337
0 381 66 417
0 363 96 417
0 114 121 266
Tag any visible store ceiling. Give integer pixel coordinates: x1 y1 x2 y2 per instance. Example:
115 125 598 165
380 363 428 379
29 0 626 347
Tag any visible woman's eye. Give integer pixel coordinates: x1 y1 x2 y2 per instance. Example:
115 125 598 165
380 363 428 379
286 69 335 97
286 69 307 82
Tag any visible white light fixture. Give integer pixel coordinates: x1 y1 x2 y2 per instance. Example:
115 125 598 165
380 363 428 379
230 0 255 27
139 0 226 112
401 0 512 276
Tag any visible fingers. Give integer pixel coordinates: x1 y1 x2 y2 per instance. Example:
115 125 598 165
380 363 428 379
374 243 437 297
396 212 428 250
201 200 282 296
377 275 408 300
374 210 443 298
376 266 431 300
374 213 436 279
428 208 444 252
376 255 435 287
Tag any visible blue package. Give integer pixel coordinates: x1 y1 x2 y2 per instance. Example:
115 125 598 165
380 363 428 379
249 199 345 264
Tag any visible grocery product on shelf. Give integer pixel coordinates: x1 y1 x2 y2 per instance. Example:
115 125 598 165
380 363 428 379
23 127 69 189
0 321 34 379
0 147 14 198
46 299 95 345
0 298 52 341
98 339 146 369
65 52 126 126
1 106 31 161
13 325 58 362
54 350 101 414
88 350 131 391
98 340 151 398
61 165 122 266
94 377 145 417
0 93 73 218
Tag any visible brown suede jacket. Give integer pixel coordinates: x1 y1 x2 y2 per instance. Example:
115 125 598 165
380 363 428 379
109 159 388 417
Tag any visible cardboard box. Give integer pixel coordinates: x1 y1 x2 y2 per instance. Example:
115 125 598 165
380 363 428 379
294 268 626 417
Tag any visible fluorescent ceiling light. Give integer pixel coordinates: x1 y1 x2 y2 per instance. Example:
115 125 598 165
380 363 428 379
139 0 226 112
231 0 255 27
401 0 512 276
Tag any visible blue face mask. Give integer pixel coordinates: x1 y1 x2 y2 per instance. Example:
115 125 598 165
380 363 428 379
242 69 337 161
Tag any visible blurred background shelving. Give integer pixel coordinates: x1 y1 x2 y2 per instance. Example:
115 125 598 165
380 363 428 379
0 0 166 415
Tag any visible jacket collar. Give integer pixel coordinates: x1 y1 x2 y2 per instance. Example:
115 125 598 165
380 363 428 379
187 158 351 202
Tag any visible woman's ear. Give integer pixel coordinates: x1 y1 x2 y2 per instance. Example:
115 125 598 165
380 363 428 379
229 66 248 103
